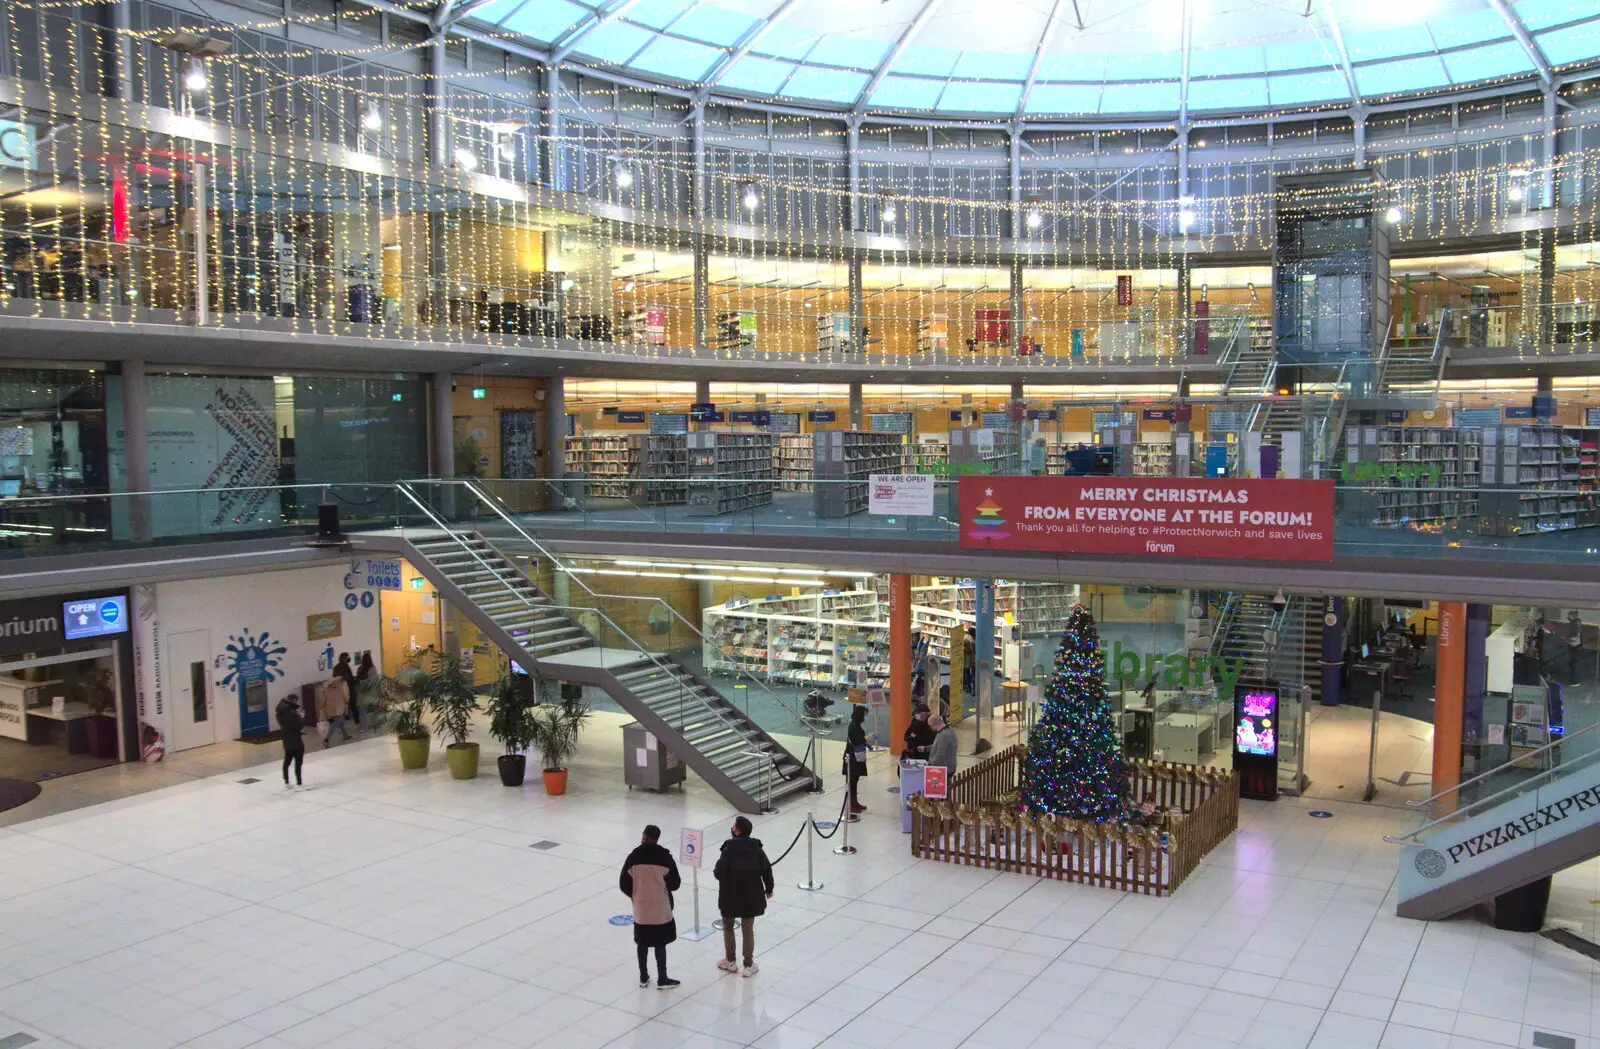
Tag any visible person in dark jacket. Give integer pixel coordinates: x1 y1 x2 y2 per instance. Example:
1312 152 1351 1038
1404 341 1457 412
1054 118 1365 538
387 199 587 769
903 705 935 761
276 696 306 789
845 704 869 817
713 816 773 977
619 824 682 989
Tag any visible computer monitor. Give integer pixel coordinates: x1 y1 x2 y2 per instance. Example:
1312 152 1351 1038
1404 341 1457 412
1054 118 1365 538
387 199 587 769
0 479 19 497
1361 643 1370 659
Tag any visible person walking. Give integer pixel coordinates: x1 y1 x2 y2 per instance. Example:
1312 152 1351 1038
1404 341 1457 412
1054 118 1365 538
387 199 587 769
845 704 869 817
713 816 773 978
620 824 682 989
276 695 306 789
320 673 353 747
928 714 958 781
352 651 376 727
903 705 935 761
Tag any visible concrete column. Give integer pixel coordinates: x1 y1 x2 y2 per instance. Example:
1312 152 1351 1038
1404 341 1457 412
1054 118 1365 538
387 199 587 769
427 37 448 170
1434 602 1467 816
694 379 712 432
693 240 710 353
427 211 448 328
848 383 863 430
1008 257 1025 356
1352 105 1367 168
973 580 995 752
105 1 133 100
690 102 705 216
890 574 912 756
543 65 563 190
545 375 565 479
1538 233 1558 350
122 359 151 542
1464 603 1491 755
431 371 453 477
1177 254 1193 355
1542 88 1558 209
848 252 864 353
1008 126 1023 239
1320 596 1344 706
846 119 862 231
1009 381 1023 404
191 163 208 326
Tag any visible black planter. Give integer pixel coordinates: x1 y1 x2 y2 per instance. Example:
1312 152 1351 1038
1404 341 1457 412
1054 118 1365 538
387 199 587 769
498 753 527 787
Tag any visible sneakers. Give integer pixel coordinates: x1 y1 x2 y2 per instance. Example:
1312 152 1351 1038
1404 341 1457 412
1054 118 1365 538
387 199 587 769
639 976 650 988
741 963 759 978
656 977 681 989
717 959 740 974
282 783 293 791
850 803 867 813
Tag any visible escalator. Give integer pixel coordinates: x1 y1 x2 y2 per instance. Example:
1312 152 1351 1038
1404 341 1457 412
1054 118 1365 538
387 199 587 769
1391 723 1600 922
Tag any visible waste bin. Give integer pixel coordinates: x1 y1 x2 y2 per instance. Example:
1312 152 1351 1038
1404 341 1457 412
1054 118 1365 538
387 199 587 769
623 721 686 793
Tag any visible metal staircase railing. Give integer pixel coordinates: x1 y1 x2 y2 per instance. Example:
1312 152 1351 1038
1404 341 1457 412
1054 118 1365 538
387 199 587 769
394 482 816 810
457 479 808 726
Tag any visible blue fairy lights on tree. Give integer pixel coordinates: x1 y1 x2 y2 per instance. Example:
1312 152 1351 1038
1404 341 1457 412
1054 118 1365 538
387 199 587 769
1021 605 1131 822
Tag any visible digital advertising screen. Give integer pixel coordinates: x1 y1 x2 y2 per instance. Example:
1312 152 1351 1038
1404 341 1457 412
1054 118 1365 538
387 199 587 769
1234 688 1278 757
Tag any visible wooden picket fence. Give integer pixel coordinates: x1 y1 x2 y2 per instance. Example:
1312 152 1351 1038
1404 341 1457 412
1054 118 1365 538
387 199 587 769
910 744 1239 896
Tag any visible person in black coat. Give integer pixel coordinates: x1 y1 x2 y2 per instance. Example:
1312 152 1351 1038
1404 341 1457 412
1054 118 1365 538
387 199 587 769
845 704 869 816
903 705 935 761
619 824 682 989
713 816 773 977
276 696 305 789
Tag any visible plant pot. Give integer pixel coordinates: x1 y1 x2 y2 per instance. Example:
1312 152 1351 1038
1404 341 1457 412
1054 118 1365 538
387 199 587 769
446 742 480 780
497 753 526 787
85 715 119 760
542 768 568 796
397 735 431 769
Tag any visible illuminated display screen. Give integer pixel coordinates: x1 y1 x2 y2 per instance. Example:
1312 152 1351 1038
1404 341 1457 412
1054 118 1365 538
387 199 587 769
1235 689 1277 757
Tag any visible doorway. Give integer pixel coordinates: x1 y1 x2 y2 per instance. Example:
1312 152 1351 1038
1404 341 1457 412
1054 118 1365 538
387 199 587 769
168 630 215 753
0 647 124 781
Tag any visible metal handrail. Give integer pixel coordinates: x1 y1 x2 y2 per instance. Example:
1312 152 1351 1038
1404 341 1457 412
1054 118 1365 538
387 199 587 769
456 478 810 725
1384 734 1600 846
396 483 719 751
1401 718 1600 815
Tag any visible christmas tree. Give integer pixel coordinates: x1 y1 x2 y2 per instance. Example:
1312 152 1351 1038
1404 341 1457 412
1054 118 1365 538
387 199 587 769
1021 605 1131 822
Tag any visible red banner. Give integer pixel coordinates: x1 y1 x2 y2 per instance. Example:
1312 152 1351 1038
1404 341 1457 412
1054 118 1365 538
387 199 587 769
1115 275 1133 307
958 476 1335 562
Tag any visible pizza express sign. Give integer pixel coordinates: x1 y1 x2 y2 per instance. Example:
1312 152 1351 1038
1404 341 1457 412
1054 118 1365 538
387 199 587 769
1410 779 1600 884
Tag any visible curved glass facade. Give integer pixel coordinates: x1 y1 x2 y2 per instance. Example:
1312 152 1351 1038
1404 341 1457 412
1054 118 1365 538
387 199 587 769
469 0 1600 118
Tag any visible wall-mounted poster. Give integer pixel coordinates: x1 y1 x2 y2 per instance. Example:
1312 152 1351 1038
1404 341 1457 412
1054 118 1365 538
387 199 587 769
500 410 536 479
106 375 281 538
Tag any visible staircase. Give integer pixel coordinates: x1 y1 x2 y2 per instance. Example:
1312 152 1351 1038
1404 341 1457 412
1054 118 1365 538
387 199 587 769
1393 724 1600 921
402 528 819 813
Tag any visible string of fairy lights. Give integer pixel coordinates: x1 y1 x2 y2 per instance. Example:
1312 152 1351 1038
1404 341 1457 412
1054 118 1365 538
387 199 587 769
0 0 1597 367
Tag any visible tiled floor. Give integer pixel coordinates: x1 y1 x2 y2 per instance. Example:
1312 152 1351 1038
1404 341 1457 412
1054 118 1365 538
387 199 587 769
0 720 1596 1049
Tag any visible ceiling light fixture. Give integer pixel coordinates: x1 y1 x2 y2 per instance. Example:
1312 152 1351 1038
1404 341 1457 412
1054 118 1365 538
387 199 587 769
614 163 634 189
453 147 479 171
1384 205 1403 224
362 104 382 130
182 59 208 94
741 183 761 212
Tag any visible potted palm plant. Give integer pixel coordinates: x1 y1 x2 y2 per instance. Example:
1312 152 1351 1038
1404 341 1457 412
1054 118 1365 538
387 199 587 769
528 683 590 795
486 671 537 786
415 650 481 780
362 658 429 769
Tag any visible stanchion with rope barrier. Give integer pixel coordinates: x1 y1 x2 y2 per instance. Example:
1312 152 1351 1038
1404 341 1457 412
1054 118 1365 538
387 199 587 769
706 791 852 928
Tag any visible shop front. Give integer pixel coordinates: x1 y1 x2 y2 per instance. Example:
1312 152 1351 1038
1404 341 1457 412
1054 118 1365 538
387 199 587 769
0 590 134 781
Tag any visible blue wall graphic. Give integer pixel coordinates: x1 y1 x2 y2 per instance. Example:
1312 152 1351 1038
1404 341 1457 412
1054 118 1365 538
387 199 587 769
223 629 287 736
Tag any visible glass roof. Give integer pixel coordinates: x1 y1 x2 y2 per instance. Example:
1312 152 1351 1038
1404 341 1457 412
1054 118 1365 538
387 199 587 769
468 0 1600 118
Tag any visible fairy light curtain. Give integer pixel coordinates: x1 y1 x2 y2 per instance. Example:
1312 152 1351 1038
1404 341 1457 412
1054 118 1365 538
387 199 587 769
0 0 1596 366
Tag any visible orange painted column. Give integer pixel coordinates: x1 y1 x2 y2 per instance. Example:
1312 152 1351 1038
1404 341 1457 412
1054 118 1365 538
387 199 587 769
890 573 912 756
1433 602 1466 814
